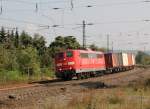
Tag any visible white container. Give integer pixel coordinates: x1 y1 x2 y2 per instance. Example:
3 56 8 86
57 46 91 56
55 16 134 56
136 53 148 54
132 54 135 65
122 53 129 66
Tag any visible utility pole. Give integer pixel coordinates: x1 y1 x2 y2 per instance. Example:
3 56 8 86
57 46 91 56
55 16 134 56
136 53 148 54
83 20 86 49
107 34 109 52
75 20 93 49
111 41 113 52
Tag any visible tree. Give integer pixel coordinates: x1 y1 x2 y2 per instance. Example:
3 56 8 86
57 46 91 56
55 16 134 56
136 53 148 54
17 47 40 74
40 48 53 67
0 45 18 70
50 36 65 48
89 44 99 51
32 34 46 55
64 36 80 49
4 30 14 49
0 27 7 43
99 47 107 52
20 31 32 48
136 51 150 65
49 36 80 57
14 29 19 48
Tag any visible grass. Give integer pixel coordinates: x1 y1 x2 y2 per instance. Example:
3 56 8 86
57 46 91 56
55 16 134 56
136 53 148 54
41 77 150 109
0 68 55 86
108 95 124 104
43 86 150 109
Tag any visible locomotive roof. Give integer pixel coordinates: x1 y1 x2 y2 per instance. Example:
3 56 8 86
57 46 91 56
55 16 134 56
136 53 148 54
68 49 104 54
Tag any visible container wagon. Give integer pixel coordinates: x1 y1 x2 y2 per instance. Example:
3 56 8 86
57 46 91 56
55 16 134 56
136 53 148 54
104 52 135 73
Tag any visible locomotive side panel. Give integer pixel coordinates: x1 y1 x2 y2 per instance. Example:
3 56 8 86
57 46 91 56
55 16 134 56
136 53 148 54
76 51 106 73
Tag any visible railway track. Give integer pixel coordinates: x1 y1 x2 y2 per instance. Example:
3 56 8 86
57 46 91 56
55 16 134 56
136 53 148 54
0 67 148 92
101 68 148 83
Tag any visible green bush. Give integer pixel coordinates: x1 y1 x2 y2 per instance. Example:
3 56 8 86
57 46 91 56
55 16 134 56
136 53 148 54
17 47 41 75
40 68 55 78
0 70 27 82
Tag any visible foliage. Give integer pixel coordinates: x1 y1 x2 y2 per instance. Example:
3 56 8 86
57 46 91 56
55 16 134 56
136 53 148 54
136 51 150 65
0 27 7 43
17 47 40 75
49 36 80 57
99 47 107 52
0 45 18 70
89 44 99 51
20 31 32 48
89 44 107 52
0 70 26 82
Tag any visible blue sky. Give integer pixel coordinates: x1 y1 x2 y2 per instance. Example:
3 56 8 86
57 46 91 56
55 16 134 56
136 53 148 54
0 0 150 51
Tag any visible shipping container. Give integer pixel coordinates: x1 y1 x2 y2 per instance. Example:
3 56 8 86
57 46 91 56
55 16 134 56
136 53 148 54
132 54 135 65
104 53 112 68
122 53 129 66
117 53 123 66
127 53 133 66
112 53 120 67
104 53 121 69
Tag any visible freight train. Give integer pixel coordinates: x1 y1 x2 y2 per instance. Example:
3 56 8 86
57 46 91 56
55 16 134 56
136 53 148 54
55 49 135 80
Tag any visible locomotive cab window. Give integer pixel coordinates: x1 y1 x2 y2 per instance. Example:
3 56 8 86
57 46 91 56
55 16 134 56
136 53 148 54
80 53 89 58
66 51 73 57
89 53 97 58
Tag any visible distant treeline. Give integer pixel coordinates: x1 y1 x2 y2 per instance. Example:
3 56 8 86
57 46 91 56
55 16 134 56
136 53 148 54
136 51 150 65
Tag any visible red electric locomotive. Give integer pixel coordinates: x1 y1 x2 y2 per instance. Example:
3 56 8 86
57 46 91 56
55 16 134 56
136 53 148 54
55 49 106 80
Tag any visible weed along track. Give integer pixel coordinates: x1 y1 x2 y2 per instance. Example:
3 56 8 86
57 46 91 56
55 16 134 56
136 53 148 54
0 67 149 109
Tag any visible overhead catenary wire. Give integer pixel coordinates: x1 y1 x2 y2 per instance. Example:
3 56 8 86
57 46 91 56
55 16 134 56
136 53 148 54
48 0 150 10
0 17 48 26
4 0 69 5
0 0 2 15
2 0 150 12
0 17 149 31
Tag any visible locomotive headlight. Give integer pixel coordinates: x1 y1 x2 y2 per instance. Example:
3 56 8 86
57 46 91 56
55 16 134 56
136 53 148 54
68 62 75 65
